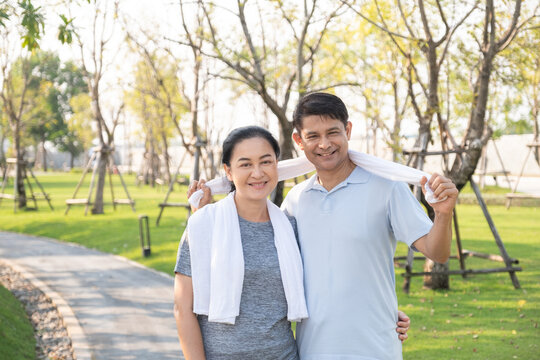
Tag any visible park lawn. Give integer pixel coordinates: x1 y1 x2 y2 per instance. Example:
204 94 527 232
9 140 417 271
0 172 539 359
0 284 36 360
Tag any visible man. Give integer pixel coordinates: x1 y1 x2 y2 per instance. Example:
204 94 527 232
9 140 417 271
281 92 458 359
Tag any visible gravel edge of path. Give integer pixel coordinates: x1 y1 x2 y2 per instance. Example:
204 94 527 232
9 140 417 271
0 259 93 360
0 261 75 360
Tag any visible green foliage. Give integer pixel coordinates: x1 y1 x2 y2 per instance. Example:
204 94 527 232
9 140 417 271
0 284 36 360
0 4 10 27
124 52 186 144
25 52 88 155
18 0 44 50
57 14 74 44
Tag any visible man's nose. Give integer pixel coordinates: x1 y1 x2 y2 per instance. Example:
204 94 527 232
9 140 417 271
318 136 331 149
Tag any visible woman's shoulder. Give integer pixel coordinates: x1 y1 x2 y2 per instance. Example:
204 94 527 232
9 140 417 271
285 214 296 225
187 202 217 227
285 214 298 238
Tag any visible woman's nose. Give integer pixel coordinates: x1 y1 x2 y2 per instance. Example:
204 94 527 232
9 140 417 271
251 165 263 178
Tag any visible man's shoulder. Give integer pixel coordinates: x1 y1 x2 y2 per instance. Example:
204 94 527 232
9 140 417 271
282 177 312 215
285 178 312 200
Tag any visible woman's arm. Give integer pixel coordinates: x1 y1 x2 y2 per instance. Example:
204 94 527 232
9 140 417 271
174 273 206 360
396 310 410 342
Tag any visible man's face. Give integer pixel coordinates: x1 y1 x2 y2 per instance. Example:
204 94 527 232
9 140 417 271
292 115 352 173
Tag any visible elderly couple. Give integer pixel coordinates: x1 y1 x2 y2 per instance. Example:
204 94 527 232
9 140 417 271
173 93 458 360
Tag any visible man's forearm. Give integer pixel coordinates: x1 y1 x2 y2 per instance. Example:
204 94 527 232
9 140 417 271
423 212 453 263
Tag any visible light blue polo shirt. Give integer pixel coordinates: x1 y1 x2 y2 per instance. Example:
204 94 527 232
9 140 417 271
282 166 433 360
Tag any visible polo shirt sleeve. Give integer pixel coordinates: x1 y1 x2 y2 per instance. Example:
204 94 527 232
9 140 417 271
387 181 433 249
280 190 295 218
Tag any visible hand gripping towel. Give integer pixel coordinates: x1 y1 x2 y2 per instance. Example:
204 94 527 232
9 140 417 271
186 192 308 324
189 149 443 208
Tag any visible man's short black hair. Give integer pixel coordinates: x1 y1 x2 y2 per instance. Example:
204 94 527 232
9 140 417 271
292 92 349 132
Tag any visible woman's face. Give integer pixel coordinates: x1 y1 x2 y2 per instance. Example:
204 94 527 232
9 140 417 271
224 137 278 202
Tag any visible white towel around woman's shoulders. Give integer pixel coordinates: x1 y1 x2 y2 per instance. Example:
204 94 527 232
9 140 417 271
186 192 308 324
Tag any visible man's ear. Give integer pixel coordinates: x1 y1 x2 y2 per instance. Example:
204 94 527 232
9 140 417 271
292 132 304 150
345 121 352 140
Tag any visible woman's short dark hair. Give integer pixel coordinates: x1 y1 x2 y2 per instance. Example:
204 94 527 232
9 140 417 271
292 92 349 132
222 126 280 165
221 126 280 192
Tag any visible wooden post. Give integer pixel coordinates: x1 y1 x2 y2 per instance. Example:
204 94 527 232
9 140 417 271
469 178 521 289
108 158 116 211
65 152 97 215
453 209 467 278
28 167 53 210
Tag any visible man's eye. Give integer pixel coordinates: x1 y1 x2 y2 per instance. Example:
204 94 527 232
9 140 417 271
262 160 272 165
240 163 251 167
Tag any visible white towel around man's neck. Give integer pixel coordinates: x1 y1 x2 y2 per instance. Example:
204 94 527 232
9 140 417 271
189 149 442 208
186 192 308 324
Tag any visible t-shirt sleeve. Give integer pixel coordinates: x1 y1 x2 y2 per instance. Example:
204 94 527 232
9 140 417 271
174 231 192 276
387 182 433 249
286 215 299 244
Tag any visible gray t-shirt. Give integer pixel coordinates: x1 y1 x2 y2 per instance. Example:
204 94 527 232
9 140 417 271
174 215 299 360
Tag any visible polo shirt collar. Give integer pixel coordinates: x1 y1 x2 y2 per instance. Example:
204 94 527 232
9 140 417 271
304 166 371 193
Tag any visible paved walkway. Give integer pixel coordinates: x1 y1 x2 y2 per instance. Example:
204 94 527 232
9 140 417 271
0 231 184 360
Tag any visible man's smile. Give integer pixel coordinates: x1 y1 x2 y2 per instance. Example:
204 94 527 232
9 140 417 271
316 149 337 157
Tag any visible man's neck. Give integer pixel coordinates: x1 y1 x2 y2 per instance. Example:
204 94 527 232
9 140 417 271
316 159 356 191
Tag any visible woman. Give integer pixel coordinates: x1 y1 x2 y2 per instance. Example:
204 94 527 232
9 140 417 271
173 126 409 359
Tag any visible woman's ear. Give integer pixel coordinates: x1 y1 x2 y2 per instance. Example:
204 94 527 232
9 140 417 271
224 164 233 182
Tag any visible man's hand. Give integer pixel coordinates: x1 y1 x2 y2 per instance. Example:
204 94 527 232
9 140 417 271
396 310 410 343
187 179 212 213
420 173 458 215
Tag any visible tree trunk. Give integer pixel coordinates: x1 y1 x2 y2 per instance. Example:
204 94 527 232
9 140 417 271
273 118 295 206
160 130 171 184
91 149 108 214
0 132 5 166
69 152 75 169
14 124 27 209
423 260 450 289
41 140 47 172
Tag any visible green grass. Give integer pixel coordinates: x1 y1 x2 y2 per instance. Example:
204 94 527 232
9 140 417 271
0 284 36 360
395 204 540 359
0 172 539 359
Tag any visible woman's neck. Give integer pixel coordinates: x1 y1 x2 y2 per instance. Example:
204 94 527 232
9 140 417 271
233 193 269 222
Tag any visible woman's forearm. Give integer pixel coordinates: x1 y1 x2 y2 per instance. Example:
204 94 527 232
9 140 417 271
174 274 205 360
174 303 205 360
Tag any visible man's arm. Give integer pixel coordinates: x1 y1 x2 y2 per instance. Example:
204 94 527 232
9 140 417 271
174 273 206 360
412 173 458 263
